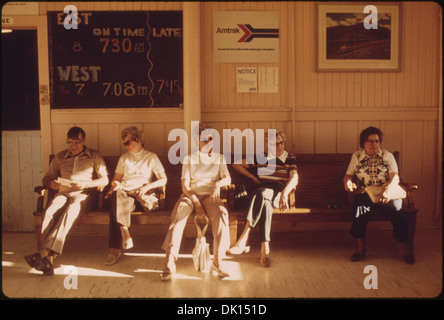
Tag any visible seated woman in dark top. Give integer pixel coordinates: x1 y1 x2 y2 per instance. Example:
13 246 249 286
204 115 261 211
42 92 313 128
227 130 299 267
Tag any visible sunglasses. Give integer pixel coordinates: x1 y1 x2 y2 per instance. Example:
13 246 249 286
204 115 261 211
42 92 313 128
123 139 134 146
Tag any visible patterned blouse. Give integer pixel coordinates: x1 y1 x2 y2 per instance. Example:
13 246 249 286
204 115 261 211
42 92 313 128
346 149 398 188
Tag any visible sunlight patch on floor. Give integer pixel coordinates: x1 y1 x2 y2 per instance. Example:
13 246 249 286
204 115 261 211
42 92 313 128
28 265 134 278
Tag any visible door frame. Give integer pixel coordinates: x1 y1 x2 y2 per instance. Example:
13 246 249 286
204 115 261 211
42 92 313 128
6 15 51 172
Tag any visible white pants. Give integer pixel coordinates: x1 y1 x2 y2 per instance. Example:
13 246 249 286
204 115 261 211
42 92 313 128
161 194 230 264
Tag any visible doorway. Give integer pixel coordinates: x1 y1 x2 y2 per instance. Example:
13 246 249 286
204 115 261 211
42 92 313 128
2 29 40 130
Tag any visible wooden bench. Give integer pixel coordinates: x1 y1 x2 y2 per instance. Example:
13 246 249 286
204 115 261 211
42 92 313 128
33 155 236 248
33 152 418 250
223 152 419 247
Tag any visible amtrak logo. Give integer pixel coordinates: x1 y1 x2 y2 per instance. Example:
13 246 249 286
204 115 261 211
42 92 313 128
237 24 279 42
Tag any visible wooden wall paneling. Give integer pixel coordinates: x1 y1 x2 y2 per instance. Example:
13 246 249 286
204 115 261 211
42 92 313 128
31 133 43 190
416 3 427 108
78 123 98 150
338 73 347 108
323 73 332 109
51 123 72 153
422 3 434 108
336 121 359 153
294 1 303 110
2 135 21 230
279 2 289 108
402 3 413 108
360 73 368 108
202 2 212 110
375 74 385 108
353 73 362 108
401 120 424 216
380 120 403 153
143 123 166 157
429 3 441 108
422 120 438 221
18 135 37 231
97 123 120 156
388 73 397 107
288 2 296 110
315 121 337 153
293 121 315 153
409 2 420 108
332 73 340 108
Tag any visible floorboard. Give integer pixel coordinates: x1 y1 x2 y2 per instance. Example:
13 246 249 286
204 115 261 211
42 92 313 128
2 227 442 300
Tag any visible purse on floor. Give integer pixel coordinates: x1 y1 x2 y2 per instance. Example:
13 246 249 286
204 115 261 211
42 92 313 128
192 216 211 272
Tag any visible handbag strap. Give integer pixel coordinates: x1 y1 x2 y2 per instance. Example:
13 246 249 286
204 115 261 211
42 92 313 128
194 216 209 238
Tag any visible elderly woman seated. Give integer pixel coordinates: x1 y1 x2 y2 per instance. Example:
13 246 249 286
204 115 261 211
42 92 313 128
343 126 415 264
227 130 299 267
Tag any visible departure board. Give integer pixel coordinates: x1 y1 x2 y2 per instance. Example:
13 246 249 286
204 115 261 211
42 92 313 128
48 11 183 109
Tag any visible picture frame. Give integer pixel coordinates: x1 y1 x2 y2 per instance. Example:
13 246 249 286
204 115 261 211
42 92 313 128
316 2 401 72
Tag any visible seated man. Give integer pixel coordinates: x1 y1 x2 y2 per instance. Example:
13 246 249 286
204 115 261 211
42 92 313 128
104 126 167 266
25 126 109 275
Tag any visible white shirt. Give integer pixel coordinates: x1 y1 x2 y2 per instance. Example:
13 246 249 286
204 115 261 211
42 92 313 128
115 149 165 191
182 152 230 195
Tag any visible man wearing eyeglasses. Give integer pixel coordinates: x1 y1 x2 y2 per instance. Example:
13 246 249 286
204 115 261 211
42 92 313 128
25 126 108 275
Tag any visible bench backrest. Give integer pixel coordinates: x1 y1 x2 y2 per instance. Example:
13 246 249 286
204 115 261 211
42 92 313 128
50 151 400 211
228 152 400 210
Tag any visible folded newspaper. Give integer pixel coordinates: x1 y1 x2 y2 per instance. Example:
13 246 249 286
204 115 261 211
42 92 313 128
365 184 406 203
56 177 74 187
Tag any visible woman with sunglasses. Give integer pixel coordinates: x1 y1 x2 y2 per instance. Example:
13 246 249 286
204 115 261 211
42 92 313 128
104 126 167 266
227 130 299 267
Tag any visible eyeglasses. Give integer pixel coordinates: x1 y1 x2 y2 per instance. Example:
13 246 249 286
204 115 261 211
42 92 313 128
203 137 213 143
276 140 284 146
367 139 380 144
123 139 134 146
66 139 84 145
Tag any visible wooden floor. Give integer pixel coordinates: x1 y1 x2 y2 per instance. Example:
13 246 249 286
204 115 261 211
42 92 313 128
2 227 442 300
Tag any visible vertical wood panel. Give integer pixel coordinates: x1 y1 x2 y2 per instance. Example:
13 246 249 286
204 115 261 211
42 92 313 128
401 121 424 214
337 121 358 153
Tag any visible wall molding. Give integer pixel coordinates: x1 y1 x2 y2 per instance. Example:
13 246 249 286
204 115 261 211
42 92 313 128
203 108 439 122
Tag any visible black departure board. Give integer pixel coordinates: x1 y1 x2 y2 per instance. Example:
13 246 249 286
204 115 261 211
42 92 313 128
48 11 183 109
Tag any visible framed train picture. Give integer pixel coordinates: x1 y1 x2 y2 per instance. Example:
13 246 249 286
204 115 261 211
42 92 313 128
316 2 401 71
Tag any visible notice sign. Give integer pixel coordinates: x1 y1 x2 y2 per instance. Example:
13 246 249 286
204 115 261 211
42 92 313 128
237 67 257 93
214 11 279 63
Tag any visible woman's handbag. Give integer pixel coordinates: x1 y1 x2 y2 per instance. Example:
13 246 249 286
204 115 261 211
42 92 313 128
192 216 211 272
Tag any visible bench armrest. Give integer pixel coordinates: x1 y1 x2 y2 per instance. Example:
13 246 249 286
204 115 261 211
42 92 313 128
400 182 419 208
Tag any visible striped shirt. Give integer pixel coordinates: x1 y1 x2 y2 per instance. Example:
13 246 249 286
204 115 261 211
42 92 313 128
249 151 297 191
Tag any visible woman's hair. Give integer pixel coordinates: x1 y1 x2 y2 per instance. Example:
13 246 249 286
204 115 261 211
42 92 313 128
265 129 286 142
359 126 383 148
121 126 144 145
